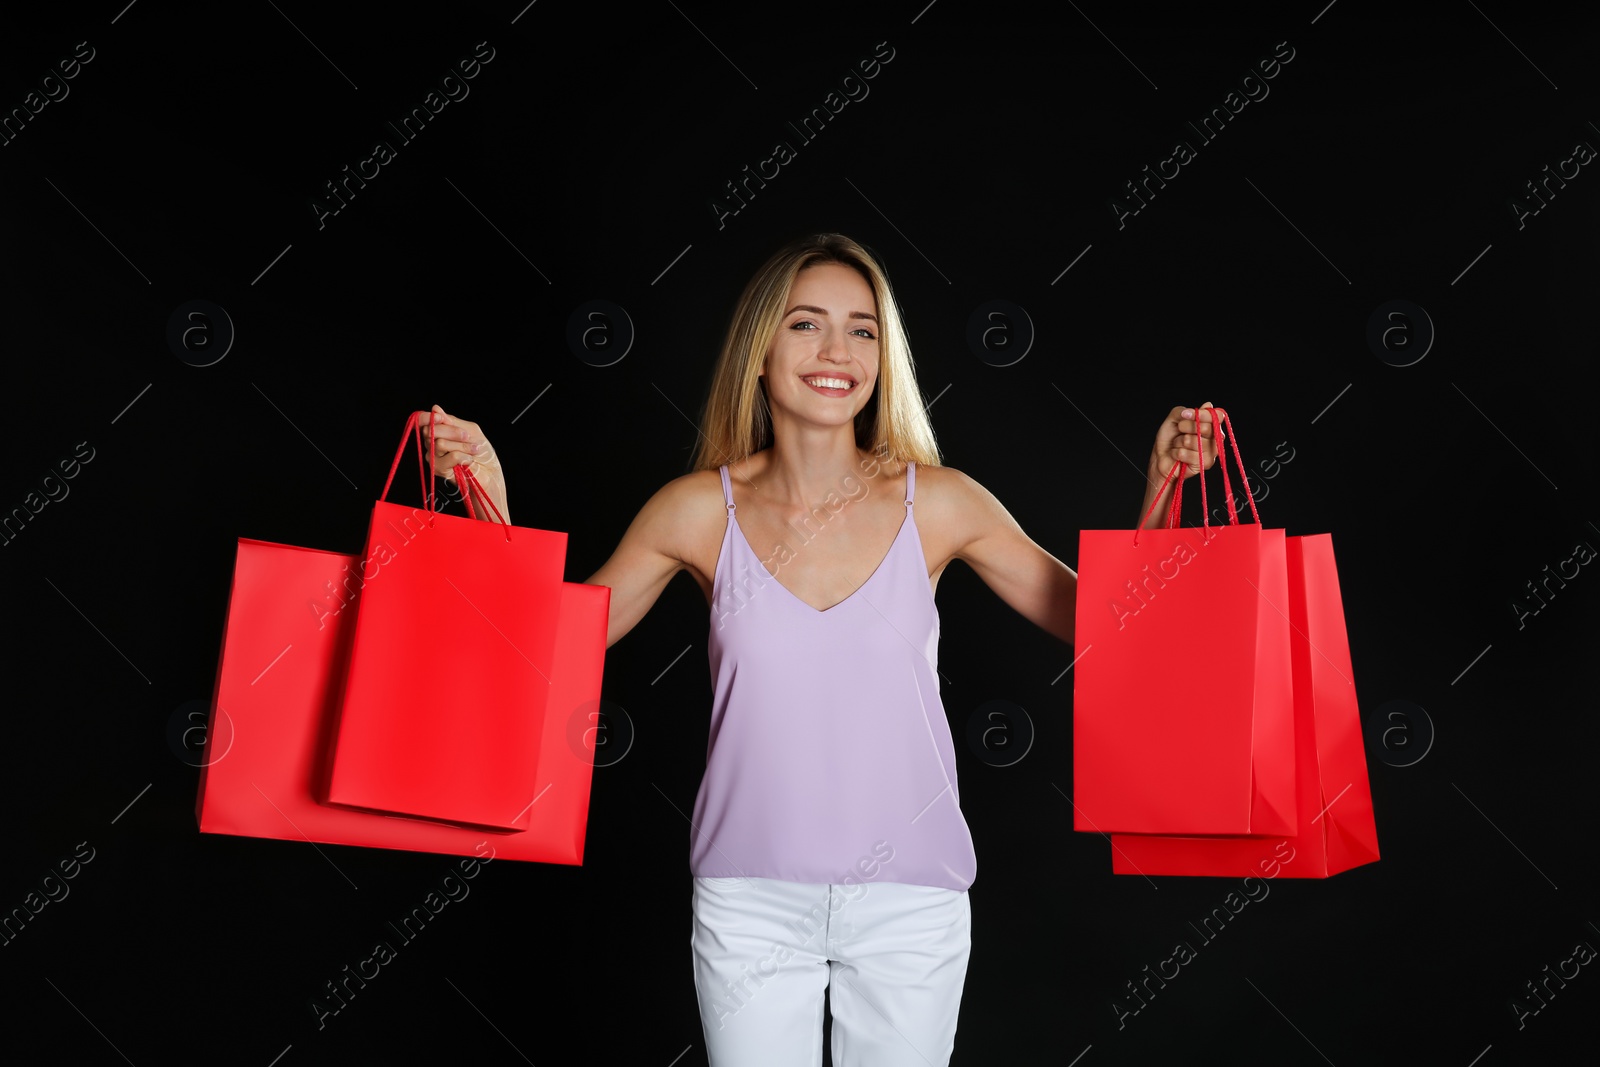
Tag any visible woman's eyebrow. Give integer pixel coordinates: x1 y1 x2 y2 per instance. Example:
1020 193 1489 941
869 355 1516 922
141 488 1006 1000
785 304 880 323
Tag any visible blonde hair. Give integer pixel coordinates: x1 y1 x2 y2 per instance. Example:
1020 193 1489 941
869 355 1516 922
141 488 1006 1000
690 233 941 473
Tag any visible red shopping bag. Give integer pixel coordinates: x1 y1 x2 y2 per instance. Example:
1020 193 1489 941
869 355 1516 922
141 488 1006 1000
1109 533 1380 877
323 412 569 832
1072 410 1295 836
196 535 609 864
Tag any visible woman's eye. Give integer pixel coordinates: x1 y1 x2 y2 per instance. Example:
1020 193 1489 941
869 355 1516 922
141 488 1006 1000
788 320 874 338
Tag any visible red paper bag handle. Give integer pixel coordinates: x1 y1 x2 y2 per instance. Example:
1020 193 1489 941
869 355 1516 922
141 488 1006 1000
377 411 513 542
1209 408 1261 529
458 464 480 520
378 410 437 518
454 463 512 542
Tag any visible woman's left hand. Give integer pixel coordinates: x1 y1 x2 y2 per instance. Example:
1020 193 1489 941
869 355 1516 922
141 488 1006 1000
1151 402 1220 480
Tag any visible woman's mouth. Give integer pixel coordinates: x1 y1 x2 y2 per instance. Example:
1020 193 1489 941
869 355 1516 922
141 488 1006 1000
801 375 856 397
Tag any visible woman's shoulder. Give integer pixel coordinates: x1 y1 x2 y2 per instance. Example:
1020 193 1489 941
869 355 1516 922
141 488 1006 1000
855 454 971 497
902 458 972 496
900 459 995 524
616 466 731 571
653 465 731 514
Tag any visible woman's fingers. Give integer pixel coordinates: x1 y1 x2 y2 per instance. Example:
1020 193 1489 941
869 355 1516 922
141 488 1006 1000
1197 402 1219 469
1175 404 1220 472
412 407 491 471
436 448 472 475
430 432 478 456
1155 403 1223 479
412 409 468 438
411 407 455 430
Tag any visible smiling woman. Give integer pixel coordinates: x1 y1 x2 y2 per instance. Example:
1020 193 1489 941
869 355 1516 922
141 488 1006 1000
755 264 884 435
409 232 1220 1066
692 234 931 476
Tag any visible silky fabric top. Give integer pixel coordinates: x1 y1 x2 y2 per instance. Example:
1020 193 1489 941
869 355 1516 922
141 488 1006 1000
689 461 978 892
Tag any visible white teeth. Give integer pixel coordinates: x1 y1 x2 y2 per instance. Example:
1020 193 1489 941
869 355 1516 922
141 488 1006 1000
803 376 854 389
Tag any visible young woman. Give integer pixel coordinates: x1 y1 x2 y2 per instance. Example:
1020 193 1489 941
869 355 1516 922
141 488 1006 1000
411 233 1216 1066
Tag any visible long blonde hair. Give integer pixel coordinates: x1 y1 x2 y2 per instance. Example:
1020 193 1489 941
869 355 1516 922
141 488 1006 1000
690 233 941 473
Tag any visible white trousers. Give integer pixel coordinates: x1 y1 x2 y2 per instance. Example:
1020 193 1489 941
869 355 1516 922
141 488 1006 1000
690 875 972 1066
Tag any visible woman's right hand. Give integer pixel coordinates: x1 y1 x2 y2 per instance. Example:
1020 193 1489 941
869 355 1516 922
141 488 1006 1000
410 404 508 519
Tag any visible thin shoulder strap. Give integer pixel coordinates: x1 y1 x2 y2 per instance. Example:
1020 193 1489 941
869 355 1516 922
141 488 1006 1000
719 464 735 511
905 461 915 506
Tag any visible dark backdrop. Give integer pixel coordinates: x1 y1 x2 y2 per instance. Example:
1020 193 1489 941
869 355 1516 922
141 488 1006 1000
2 2 1595 1063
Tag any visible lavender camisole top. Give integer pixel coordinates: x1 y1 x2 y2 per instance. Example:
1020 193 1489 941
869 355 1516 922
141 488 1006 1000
688 461 978 892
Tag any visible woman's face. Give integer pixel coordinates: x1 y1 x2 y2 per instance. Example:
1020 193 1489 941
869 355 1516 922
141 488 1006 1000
761 262 880 430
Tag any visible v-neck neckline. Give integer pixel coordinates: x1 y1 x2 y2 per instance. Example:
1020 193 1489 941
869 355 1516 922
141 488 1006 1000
729 506 911 615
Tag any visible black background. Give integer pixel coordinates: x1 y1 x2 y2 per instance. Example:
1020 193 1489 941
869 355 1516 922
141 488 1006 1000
2 1 1596 1063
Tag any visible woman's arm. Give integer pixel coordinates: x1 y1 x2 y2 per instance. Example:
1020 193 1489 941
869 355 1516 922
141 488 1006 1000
480 471 701 650
937 404 1220 645
936 467 1079 646
582 476 706 649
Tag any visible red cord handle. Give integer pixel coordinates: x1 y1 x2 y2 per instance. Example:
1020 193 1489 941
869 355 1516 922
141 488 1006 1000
1210 408 1261 529
376 411 512 542
454 463 512 542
